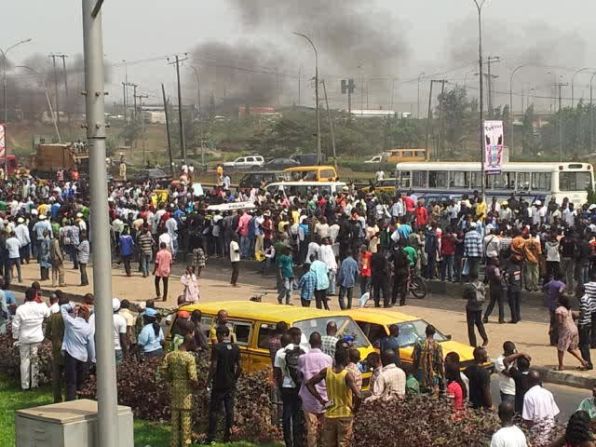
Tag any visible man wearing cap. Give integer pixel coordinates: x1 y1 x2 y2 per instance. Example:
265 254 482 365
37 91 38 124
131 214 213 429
13 288 51 390
111 298 128 365
15 217 31 264
32 214 51 264
6 231 22 283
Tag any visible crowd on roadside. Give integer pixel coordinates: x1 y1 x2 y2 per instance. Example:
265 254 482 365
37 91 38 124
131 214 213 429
6 282 596 447
3 166 596 445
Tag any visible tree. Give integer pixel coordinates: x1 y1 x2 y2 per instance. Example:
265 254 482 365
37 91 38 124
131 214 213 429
435 86 470 156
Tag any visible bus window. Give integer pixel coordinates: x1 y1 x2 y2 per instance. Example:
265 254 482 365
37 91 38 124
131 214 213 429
320 169 336 180
489 172 513 190
397 171 411 189
412 171 427 188
470 172 483 189
531 172 552 191
450 171 468 188
516 172 531 191
428 171 448 188
559 172 592 191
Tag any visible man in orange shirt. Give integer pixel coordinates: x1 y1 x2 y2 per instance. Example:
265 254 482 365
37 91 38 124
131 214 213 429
523 231 542 292
359 245 372 298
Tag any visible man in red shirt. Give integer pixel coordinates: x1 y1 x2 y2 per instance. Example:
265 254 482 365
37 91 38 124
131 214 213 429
440 228 457 282
415 201 428 230
236 210 253 258
359 245 372 297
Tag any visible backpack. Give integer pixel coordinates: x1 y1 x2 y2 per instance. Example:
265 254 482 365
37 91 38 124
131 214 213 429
284 345 304 385
472 281 485 305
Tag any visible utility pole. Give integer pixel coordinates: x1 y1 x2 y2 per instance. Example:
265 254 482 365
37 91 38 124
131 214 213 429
130 83 138 121
555 80 569 161
162 83 174 176
321 80 337 166
49 54 62 134
297 66 301 106
417 72 425 119
135 93 148 164
54 54 71 138
341 79 355 117
168 54 188 164
425 80 434 154
122 82 127 120
81 2 120 447
590 72 596 153
438 80 447 159
425 80 447 159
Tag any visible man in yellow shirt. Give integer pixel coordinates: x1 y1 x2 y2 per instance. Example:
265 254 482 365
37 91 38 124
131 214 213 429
306 348 361 447
475 197 487 222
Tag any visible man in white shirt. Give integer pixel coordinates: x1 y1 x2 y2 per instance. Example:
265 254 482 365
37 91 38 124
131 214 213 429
522 369 560 440
369 349 406 401
491 401 527 447
12 288 50 389
495 341 526 405
230 235 241 286
111 299 128 365
319 238 337 295
14 217 31 263
6 231 22 283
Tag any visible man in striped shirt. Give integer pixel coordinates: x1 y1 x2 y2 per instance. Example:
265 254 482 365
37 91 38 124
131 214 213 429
577 285 594 370
584 272 596 348
463 225 483 279
137 226 154 278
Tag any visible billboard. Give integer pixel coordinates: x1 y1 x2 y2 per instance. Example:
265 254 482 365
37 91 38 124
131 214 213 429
0 124 5 159
483 120 504 175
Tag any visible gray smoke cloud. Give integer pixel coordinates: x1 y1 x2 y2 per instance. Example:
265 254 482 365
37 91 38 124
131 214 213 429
189 0 408 107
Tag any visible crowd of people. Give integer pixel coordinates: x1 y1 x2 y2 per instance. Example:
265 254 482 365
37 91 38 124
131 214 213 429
3 166 596 446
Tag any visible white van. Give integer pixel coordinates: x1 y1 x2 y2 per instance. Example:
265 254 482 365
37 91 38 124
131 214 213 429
265 181 348 197
223 155 265 169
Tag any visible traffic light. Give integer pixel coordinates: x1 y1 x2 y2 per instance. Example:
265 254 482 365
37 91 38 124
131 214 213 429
341 79 347 94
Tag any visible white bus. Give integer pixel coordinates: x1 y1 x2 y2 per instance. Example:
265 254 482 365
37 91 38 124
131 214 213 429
265 181 347 197
395 161 594 205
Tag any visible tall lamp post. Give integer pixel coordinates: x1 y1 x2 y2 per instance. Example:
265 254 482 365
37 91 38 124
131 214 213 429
572 67 590 107
17 66 61 142
0 38 32 124
473 0 487 200
293 32 321 164
509 64 527 155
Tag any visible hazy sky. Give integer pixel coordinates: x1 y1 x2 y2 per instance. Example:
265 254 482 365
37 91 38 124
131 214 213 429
2 0 595 112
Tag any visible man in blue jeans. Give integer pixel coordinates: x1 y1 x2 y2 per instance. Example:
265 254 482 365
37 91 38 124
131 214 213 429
206 326 241 444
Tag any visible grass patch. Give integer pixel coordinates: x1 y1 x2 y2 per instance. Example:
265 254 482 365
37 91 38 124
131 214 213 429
0 376 277 447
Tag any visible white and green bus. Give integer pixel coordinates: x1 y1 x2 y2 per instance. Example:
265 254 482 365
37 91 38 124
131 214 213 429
395 161 594 205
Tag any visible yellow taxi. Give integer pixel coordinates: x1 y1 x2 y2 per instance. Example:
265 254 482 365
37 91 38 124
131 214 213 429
345 308 490 370
178 301 377 386
283 165 338 182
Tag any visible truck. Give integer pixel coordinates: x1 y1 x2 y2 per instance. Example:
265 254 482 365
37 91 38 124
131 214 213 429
30 143 89 177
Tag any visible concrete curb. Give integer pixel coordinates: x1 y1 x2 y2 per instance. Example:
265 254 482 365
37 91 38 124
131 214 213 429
534 366 596 390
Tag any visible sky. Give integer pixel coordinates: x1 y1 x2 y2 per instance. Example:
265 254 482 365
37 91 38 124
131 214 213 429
2 0 596 113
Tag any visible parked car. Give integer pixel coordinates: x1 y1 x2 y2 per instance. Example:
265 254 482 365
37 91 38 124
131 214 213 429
223 155 265 169
364 154 385 164
130 167 170 183
262 157 299 170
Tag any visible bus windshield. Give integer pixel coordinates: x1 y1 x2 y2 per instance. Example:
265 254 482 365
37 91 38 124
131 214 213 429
559 172 592 191
293 316 371 349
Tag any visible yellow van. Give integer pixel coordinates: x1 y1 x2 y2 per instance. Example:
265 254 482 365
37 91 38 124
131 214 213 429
283 165 338 182
345 308 491 370
178 301 376 386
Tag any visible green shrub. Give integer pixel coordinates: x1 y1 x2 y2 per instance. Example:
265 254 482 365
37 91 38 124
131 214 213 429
0 327 53 386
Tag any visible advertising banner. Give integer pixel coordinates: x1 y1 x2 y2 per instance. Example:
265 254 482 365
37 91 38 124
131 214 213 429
483 120 504 175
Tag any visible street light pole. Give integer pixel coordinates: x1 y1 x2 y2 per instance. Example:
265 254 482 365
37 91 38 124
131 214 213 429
572 67 590 107
473 0 486 200
81 2 120 447
294 32 321 164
